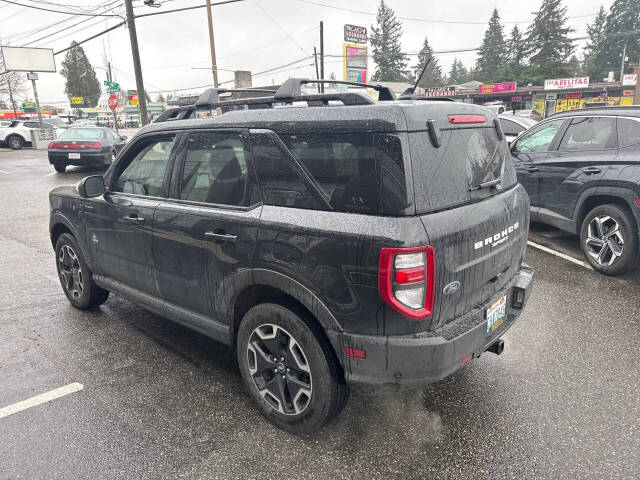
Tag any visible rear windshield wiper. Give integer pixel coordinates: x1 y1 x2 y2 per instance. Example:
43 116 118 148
469 178 502 192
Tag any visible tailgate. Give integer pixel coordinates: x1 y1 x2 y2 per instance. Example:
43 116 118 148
420 185 529 329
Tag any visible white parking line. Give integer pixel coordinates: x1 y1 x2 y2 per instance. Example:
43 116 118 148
0 169 10 175
0 383 84 419
527 240 593 270
45 171 57 176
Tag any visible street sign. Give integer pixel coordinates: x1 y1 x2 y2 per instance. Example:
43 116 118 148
108 94 118 111
26 72 38 80
70 96 84 105
104 80 120 92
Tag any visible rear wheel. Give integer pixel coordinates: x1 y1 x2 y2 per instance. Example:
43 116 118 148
580 203 638 275
53 161 66 173
237 302 348 435
7 135 24 150
55 233 109 309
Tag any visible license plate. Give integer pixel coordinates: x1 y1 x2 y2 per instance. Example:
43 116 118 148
486 295 506 333
68 153 81 159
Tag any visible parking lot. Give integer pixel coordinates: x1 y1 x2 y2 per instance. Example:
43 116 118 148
1 148 639 479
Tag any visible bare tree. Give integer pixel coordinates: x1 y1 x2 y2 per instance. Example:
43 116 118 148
0 39 27 116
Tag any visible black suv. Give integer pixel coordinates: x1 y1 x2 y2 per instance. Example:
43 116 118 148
49 79 534 434
511 107 640 274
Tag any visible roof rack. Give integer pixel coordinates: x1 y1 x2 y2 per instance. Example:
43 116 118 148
153 78 395 123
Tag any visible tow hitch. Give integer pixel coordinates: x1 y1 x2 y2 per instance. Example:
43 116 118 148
486 339 504 355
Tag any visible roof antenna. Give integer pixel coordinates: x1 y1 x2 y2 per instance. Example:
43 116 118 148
399 57 431 100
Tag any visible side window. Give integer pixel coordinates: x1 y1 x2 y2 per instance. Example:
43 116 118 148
180 132 248 206
500 119 525 136
24 122 40 128
512 119 565 153
559 117 617 151
250 132 322 210
618 118 640 147
112 137 175 196
281 133 378 214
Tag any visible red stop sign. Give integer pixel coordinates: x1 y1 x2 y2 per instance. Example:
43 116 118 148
108 94 118 111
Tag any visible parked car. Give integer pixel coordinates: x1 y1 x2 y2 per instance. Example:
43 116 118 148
484 104 506 114
48 127 127 173
0 120 12 128
49 79 534 434
44 117 70 129
511 106 640 274
498 114 538 142
0 120 65 150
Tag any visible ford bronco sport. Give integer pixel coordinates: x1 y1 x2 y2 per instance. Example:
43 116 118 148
49 79 534 434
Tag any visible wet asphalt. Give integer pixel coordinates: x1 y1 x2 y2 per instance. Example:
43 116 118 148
1 149 639 479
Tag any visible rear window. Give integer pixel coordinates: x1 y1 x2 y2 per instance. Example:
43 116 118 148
59 128 104 140
410 125 515 214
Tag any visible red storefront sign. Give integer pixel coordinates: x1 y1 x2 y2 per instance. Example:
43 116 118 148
566 93 582 98
478 82 517 94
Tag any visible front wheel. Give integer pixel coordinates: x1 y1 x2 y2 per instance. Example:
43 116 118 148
580 204 638 275
237 302 348 435
55 233 109 309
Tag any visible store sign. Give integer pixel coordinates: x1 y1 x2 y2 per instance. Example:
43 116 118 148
511 96 522 101
623 90 634 96
344 24 367 44
478 82 516 94
544 77 589 90
566 93 583 99
129 95 139 106
70 97 84 104
346 68 366 83
425 86 455 97
22 101 36 109
622 74 637 86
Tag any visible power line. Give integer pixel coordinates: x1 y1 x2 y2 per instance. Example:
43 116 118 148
253 0 307 54
0 0 124 17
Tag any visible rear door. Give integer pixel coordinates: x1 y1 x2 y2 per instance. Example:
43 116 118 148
539 116 617 221
84 133 178 294
510 118 567 208
152 129 261 320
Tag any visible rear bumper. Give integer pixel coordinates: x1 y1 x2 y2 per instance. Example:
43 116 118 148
48 151 111 166
328 263 534 390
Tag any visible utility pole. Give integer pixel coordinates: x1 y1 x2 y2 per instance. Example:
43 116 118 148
107 62 119 133
27 72 43 128
620 41 627 83
124 0 149 125
319 21 324 92
7 80 17 119
634 58 640 106
313 47 320 93
205 0 219 88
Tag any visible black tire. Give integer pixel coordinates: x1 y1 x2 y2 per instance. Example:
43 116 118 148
7 135 24 150
580 203 638 275
53 161 66 173
237 302 348 435
55 233 109 309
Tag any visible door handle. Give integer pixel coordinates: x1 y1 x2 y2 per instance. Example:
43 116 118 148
526 167 539 173
205 231 237 243
122 214 145 225
583 167 602 175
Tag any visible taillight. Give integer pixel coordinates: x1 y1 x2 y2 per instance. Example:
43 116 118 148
448 114 486 124
83 142 101 149
378 245 435 321
48 142 55 148
635 199 640 207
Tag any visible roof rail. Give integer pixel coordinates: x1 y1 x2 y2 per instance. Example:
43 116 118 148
153 78 388 123
274 78 395 101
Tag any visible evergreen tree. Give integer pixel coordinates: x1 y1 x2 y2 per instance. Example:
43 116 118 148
507 26 526 68
0 99 8 109
600 0 640 80
413 36 444 88
475 8 507 82
525 0 575 82
370 0 411 82
447 58 469 85
156 93 165 103
583 6 608 81
60 42 101 107
567 55 583 76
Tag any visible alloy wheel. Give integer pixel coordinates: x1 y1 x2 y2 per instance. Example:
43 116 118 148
585 215 624 266
246 324 312 415
58 244 84 299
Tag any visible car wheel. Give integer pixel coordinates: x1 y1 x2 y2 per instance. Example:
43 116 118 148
580 203 638 275
237 302 348 435
55 233 109 309
7 135 24 150
53 161 66 173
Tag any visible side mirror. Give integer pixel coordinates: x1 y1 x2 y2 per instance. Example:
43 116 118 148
78 175 105 198
120 135 127 141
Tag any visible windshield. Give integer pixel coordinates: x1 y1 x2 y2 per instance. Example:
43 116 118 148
58 128 105 140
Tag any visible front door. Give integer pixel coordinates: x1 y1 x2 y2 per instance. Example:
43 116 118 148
539 116 617 220
510 118 567 209
152 130 261 321
84 134 179 294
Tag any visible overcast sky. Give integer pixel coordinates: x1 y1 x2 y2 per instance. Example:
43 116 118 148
0 0 615 106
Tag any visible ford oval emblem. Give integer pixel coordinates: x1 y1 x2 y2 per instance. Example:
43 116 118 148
443 281 461 295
